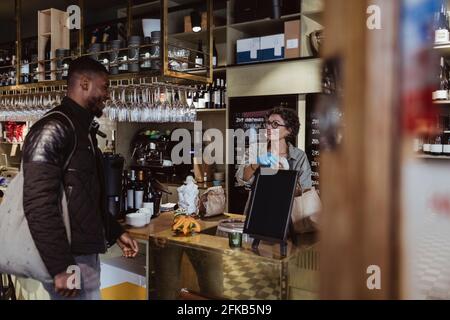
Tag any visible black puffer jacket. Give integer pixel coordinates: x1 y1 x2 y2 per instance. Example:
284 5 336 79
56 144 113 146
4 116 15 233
22 97 124 277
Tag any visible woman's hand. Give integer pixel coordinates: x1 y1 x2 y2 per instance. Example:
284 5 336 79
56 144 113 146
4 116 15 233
257 153 279 167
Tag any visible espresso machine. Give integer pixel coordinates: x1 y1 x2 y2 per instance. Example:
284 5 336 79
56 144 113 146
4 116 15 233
103 154 125 218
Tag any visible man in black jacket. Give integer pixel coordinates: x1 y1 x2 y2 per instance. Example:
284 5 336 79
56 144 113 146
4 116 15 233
22 57 138 300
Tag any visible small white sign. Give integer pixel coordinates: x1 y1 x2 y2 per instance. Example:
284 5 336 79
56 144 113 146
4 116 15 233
287 39 299 49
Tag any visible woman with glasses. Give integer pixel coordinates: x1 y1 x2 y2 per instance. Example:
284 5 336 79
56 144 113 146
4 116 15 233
235 107 312 213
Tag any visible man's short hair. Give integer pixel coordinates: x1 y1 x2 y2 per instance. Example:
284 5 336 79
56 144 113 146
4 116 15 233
67 56 109 87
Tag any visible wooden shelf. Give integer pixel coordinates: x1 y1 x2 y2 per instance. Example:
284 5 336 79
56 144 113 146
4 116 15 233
170 26 227 44
416 154 450 160
434 42 450 54
229 13 301 36
227 56 318 69
196 108 226 113
433 100 450 104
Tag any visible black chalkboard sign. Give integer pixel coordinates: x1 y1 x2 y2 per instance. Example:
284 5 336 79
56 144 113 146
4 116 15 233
243 169 299 255
305 94 322 194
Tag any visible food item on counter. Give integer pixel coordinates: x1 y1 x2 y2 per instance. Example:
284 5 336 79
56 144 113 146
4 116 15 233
172 210 201 236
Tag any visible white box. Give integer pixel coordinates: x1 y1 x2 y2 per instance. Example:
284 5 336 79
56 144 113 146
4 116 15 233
260 34 285 60
236 37 261 63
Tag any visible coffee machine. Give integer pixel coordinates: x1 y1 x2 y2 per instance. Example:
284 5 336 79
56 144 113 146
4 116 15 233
103 154 125 218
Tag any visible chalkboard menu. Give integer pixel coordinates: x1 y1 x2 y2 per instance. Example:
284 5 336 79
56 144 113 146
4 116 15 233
305 94 322 194
228 95 298 213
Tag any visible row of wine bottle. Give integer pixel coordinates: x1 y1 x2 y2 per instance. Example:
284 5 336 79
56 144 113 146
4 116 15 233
187 78 227 109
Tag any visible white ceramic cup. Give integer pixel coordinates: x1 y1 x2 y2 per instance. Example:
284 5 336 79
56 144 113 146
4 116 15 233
143 202 154 209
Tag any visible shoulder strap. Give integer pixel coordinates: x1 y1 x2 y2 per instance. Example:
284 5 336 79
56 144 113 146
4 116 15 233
41 111 77 171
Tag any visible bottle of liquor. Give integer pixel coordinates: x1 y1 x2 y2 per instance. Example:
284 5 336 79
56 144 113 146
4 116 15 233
20 44 30 84
187 89 193 106
102 26 112 44
436 1 450 44
431 133 443 155
127 170 136 210
120 170 128 215
195 39 204 68
444 135 450 155
134 170 145 210
214 78 221 109
193 85 199 109
434 57 449 100
213 38 218 68
223 80 227 109
91 27 100 44
220 79 226 109
198 85 206 109
45 38 52 80
204 84 211 109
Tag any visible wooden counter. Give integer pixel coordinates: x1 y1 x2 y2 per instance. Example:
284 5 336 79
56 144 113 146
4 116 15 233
123 211 226 241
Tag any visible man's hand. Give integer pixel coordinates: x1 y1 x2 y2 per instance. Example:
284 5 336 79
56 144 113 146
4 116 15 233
117 233 139 258
54 271 80 298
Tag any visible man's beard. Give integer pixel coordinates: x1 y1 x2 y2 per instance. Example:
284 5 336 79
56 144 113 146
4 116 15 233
87 96 104 118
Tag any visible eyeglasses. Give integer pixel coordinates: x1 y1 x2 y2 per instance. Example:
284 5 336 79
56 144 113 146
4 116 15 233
265 120 287 129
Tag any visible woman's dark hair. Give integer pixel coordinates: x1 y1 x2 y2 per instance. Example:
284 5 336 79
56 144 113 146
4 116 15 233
266 107 300 144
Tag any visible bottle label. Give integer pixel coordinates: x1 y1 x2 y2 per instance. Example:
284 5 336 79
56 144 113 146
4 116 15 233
431 144 444 154
195 58 203 68
127 189 134 209
213 57 217 67
443 144 450 154
423 144 431 152
433 90 449 100
435 29 450 44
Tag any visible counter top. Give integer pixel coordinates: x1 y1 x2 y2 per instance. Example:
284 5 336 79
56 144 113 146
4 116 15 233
123 211 226 241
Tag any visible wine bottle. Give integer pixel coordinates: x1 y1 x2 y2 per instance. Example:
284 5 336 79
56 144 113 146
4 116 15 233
220 79 225 109
198 85 206 109
434 57 449 100
120 170 128 215
20 44 30 84
127 170 136 210
195 40 204 68
214 78 221 109
102 26 112 43
436 1 450 44
45 38 52 80
134 171 145 210
91 27 100 44
431 133 443 155
223 80 227 109
213 38 218 68
204 84 211 109
193 85 199 109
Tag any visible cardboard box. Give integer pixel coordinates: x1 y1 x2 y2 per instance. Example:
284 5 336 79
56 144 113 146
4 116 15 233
260 34 285 61
284 20 300 59
236 37 261 64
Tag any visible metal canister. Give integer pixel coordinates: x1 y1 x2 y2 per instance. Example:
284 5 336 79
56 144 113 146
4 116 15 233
128 36 142 73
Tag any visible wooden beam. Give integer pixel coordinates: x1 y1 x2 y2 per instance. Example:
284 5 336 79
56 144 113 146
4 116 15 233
320 0 400 299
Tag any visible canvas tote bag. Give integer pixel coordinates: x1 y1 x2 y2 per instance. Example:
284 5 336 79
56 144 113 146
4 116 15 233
0 111 76 283
291 187 321 234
